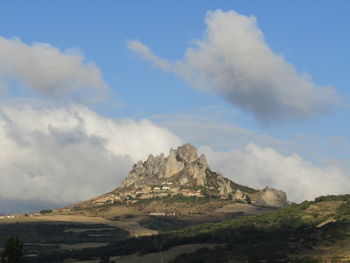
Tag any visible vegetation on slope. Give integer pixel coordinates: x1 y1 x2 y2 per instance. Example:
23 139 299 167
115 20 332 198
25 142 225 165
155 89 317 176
29 194 350 262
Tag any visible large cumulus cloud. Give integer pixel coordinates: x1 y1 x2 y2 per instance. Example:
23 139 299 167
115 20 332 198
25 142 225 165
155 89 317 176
129 10 339 122
0 37 108 101
0 104 182 212
200 144 350 202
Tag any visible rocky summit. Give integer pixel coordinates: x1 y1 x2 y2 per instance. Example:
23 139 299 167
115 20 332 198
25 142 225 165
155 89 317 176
87 144 288 208
119 144 235 194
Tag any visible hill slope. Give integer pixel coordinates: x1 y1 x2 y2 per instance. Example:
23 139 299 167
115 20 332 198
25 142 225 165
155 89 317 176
31 194 350 262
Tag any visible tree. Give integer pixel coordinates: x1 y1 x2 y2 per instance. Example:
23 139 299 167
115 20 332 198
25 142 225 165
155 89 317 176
1 236 25 263
39 209 52 214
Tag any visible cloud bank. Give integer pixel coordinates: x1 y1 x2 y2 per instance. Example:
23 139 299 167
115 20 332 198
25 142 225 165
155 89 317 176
1 103 348 211
0 104 182 212
0 37 108 100
200 144 350 202
129 10 339 122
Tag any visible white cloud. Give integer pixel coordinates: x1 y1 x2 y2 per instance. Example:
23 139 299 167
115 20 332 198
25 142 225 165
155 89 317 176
127 40 170 70
200 144 350 202
0 37 108 101
0 104 182 212
129 10 339 122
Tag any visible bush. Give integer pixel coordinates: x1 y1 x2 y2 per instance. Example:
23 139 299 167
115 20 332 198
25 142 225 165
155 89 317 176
39 209 52 214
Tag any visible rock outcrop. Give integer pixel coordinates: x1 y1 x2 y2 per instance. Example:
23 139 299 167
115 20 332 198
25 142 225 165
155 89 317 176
113 144 288 208
121 144 205 188
119 144 240 194
252 187 288 208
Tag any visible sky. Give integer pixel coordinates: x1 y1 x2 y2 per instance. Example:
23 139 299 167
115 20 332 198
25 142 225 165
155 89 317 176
0 0 349 213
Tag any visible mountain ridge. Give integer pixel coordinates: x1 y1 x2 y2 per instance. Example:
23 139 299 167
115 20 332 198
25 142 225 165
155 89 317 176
76 144 288 209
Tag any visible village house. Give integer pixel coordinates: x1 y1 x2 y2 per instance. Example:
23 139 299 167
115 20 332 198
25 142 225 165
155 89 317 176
29 212 41 217
149 211 176 216
4 215 15 219
149 212 166 216
140 193 152 199
142 186 152 193
153 186 161 192
114 194 122 202
91 194 115 204
180 189 203 197
156 192 169 198
169 186 180 193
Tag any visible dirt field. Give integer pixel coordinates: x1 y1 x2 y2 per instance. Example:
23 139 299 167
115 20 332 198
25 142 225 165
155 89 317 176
214 203 274 214
0 214 157 237
58 242 110 250
63 243 220 263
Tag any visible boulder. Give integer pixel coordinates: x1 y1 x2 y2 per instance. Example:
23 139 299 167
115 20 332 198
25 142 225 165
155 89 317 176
253 187 288 208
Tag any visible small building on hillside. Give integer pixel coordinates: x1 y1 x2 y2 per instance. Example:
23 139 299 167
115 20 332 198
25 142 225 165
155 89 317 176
169 186 180 193
180 189 201 197
142 186 152 193
149 212 166 216
153 187 161 192
140 193 152 199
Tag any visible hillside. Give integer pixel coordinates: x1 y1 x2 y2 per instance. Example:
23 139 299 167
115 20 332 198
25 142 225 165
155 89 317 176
30 194 350 262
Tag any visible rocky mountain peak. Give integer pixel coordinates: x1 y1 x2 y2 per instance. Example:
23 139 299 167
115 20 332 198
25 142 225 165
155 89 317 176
120 143 210 188
174 143 198 164
112 144 288 208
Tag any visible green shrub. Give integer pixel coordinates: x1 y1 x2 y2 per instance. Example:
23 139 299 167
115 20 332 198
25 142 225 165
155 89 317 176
39 209 52 214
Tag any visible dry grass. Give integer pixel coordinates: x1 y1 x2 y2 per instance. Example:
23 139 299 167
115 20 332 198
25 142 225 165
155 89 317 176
63 228 115 233
58 243 109 250
303 201 345 220
290 238 350 261
113 243 219 263
214 203 273 214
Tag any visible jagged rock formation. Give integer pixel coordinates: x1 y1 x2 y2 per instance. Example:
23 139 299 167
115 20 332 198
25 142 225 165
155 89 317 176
118 144 247 196
253 187 288 208
121 144 201 188
109 144 288 208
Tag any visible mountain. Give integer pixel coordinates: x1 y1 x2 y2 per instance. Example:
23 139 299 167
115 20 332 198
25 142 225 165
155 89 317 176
77 144 288 209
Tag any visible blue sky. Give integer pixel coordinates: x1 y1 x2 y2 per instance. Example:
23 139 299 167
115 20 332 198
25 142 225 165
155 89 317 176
0 0 349 213
2 1 349 134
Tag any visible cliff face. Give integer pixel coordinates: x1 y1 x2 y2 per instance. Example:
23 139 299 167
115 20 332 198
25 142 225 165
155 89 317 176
119 144 239 195
114 144 288 208
120 144 196 188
